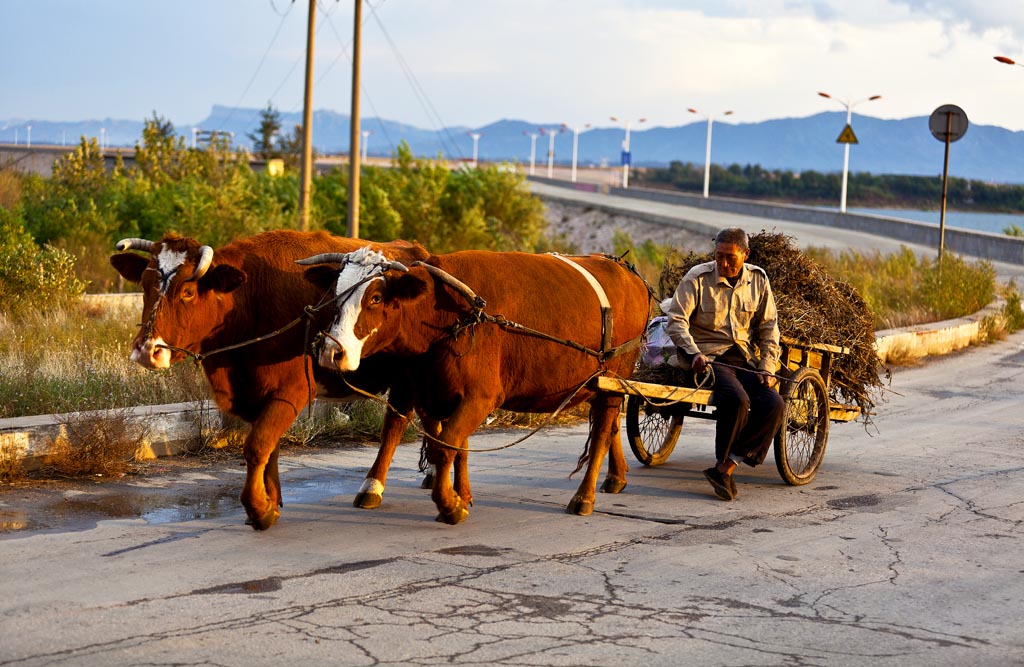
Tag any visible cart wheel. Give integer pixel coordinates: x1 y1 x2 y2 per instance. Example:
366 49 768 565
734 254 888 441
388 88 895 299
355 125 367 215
774 366 830 485
625 394 683 466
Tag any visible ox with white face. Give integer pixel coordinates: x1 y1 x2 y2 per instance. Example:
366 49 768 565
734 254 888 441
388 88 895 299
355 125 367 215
130 246 194 369
316 247 400 372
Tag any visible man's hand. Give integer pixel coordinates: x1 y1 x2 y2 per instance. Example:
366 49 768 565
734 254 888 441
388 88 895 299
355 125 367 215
757 370 778 389
692 353 709 374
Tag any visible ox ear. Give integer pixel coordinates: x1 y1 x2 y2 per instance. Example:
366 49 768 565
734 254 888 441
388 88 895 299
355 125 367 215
199 264 246 294
110 252 150 283
386 272 430 302
302 265 341 293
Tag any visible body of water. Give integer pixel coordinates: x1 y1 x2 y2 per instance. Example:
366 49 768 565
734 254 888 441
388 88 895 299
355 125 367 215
848 207 1024 236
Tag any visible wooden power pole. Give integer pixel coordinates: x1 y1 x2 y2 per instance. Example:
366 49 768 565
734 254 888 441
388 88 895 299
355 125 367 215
347 0 362 238
298 0 316 232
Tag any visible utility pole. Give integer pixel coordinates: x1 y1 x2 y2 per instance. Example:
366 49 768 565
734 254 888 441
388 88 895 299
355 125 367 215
298 0 316 232
347 0 363 238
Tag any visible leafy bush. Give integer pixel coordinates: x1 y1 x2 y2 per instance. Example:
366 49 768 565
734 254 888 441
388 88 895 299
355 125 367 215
0 204 85 316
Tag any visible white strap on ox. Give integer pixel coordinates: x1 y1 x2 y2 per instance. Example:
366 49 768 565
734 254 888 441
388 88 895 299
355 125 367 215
548 253 614 354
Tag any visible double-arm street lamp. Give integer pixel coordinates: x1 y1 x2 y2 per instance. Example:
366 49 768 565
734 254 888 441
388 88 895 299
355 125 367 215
523 131 539 176
562 123 591 183
609 116 646 188
818 91 882 213
469 132 482 167
539 126 565 178
688 108 733 198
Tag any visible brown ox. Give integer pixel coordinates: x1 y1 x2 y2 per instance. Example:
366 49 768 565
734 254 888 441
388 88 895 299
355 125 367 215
110 230 431 530
302 247 653 524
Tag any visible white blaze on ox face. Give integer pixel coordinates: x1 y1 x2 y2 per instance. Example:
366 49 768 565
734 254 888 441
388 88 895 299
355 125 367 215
131 247 189 370
320 247 389 372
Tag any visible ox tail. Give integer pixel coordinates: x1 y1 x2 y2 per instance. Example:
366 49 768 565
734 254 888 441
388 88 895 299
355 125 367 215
418 440 430 474
570 412 595 478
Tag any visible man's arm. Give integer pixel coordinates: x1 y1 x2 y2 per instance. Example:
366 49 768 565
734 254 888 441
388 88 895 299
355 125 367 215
755 279 782 376
663 270 705 371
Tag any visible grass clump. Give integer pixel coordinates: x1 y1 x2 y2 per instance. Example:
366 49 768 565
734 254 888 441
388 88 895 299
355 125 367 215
44 407 149 478
804 246 995 330
0 300 208 419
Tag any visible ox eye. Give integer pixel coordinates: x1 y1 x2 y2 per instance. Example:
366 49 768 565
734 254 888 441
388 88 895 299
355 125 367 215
369 293 382 306
181 286 197 302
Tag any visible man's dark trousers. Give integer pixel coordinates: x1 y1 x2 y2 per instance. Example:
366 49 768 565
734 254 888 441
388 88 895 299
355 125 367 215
712 360 785 464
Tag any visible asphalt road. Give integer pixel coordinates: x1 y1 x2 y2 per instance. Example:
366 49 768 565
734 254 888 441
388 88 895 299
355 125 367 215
529 179 1024 286
2 328 1023 666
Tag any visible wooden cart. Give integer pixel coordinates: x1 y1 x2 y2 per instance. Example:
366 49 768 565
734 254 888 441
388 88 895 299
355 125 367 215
591 337 861 485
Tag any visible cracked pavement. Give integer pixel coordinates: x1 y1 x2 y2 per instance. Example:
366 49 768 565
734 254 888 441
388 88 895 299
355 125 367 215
1 331 1022 666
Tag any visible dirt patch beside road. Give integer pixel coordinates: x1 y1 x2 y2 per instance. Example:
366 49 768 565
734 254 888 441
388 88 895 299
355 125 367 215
541 198 711 255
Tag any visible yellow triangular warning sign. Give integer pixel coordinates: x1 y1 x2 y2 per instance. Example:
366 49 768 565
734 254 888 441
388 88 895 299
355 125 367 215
836 124 859 144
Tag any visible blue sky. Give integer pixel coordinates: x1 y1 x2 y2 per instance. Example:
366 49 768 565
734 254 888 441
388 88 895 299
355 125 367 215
3 0 1024 133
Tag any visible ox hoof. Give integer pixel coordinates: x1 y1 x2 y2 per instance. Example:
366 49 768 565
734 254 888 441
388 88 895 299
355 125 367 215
601 478 627 494
435 503 470 525
566 496 594 516
353 492 383 509
420 472 434 489
247 506 281 531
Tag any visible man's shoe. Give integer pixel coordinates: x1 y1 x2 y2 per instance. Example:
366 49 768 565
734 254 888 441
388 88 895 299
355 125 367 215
703 467 734 501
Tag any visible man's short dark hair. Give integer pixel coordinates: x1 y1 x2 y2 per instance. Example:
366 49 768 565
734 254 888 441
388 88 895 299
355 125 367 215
714 227 749 251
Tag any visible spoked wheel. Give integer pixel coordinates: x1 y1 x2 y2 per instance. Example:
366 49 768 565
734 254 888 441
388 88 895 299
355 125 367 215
625 394 683 466
774 366 830 485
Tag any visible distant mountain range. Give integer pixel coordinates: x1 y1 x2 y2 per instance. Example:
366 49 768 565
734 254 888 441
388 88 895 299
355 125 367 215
4 105 1023 185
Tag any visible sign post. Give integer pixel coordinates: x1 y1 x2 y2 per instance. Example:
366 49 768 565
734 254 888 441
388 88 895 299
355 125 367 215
928 104 969 269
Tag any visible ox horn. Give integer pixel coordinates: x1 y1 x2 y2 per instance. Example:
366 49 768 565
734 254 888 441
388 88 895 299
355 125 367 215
295 253 350 266
386 261 409 273
188 245 214 281
411 261 486 309
115 238 155 253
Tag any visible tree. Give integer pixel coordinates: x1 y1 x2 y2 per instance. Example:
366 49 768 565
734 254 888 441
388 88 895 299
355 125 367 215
247 103 282 160
276 123 313 171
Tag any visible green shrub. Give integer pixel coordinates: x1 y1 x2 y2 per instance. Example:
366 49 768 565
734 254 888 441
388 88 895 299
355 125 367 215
0 207 85 316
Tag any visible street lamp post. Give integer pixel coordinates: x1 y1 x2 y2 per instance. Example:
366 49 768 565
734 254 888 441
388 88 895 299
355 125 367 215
361 130 372 162
100 127 106 151
609 116 645 188
818 91 882 213
563 123 591 183
26 125 31 148
687 108 733 198
539 127 564 178
469 132 482 167
524 131 538 176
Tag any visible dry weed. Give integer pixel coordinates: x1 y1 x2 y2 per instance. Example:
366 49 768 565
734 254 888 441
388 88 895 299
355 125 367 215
45 408 150 478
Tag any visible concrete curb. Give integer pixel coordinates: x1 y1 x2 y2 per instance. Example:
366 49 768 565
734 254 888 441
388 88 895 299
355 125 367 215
873 299 1007 364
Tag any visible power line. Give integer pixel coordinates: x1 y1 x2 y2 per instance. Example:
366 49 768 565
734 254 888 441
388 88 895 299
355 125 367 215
221 1 296 131
367 3 464 159
320 6 399 156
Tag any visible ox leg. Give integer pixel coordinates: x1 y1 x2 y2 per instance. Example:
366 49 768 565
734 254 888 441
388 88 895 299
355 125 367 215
240 400 298 530
353 404 413 510
428 433 471 525
601 397 629 494
567 394 623 516
453 449 473 508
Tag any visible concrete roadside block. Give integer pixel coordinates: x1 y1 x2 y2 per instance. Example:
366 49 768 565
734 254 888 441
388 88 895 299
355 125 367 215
873 299 1010 364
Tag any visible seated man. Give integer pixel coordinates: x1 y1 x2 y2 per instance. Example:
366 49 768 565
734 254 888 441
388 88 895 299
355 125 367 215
662 227 785 501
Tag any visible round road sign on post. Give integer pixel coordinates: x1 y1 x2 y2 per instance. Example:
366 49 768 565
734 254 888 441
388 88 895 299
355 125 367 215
929 104 969 268
929 104 968 143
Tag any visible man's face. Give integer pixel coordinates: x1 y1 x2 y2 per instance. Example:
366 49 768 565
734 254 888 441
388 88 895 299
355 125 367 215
715 242 748 280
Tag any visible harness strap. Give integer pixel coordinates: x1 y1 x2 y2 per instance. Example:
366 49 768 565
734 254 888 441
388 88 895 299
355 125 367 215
548 253 614 354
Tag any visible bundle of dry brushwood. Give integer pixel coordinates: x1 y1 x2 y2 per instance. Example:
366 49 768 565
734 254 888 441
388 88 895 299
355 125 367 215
656 230 885 420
